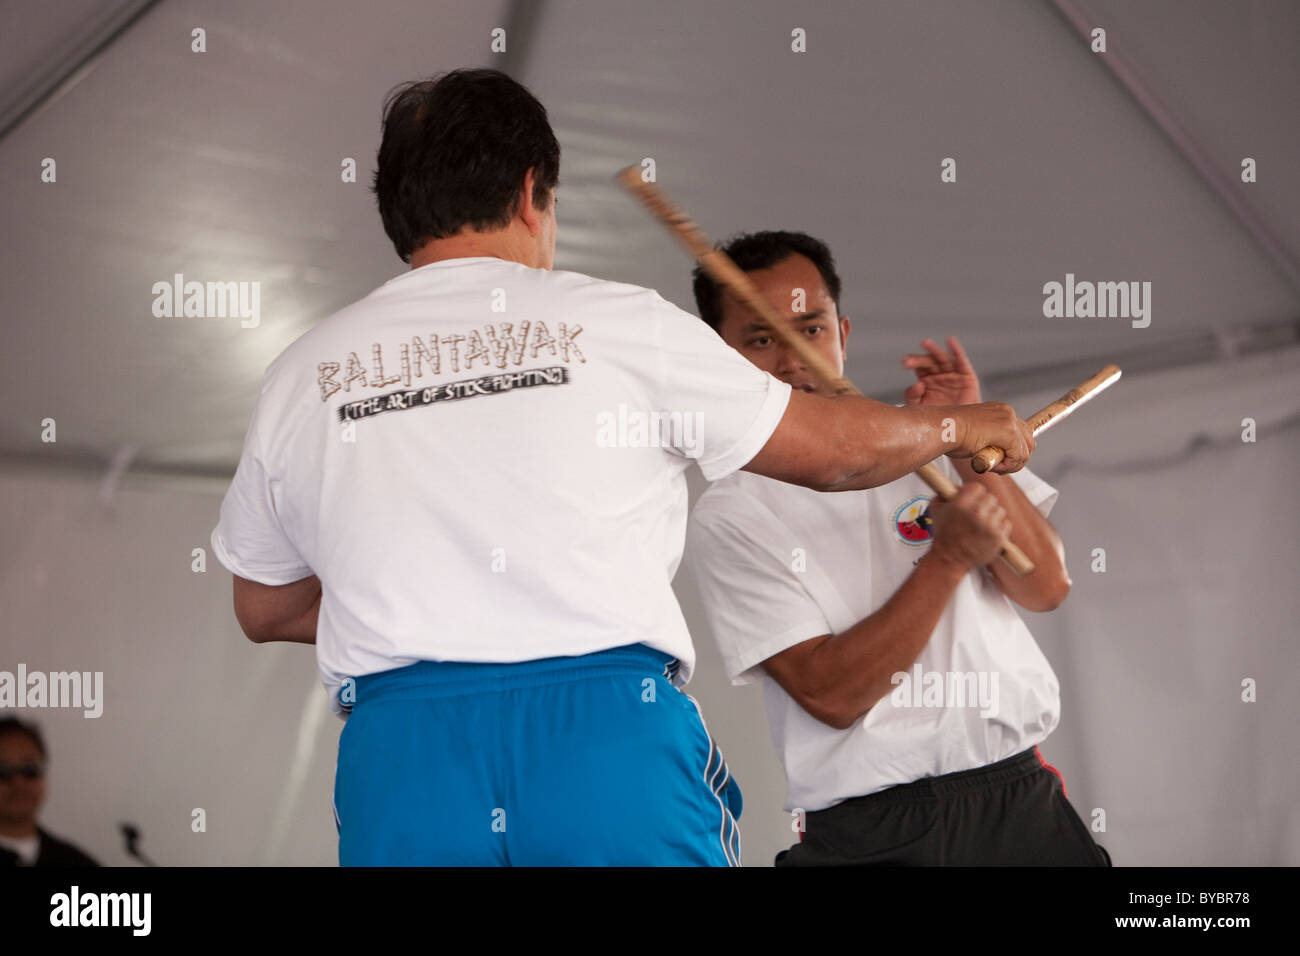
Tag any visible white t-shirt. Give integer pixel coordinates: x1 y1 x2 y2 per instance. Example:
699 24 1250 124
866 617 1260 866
684 457 1062 812
211 257 792 716
0 832 40 865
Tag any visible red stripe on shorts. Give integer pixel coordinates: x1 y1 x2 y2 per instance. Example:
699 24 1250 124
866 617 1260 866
1034 746 1068 798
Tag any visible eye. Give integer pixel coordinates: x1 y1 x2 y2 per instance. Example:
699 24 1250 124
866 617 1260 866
749 335 772 348
805 325 824 337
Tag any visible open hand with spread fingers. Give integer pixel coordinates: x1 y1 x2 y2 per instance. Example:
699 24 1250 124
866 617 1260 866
902 336 982 407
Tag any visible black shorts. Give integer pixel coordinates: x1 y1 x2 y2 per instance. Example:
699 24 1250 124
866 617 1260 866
775 746 1113 866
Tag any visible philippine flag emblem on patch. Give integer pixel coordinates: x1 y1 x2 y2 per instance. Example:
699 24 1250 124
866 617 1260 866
893 495 934 545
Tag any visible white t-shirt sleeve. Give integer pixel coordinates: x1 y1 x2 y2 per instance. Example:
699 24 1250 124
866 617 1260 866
685 495 832 685
210 386 314 586
1006 466 1059 518
651 295 792 481
935 456 1059 518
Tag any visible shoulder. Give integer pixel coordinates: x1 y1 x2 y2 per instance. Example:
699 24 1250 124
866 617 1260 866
693 471 767 520
539 269 708 327
690 471 810 539
544 265 656 297
37 828 100 867
544 270 699 332
247 302 366 400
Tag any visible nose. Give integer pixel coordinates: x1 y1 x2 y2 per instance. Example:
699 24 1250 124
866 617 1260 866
774 342 806 377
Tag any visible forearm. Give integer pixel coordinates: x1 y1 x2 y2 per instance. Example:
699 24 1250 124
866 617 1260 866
806 552 968 727
262 590 320 644
820 396 962 491
237 574 321 644
745 391 1029 491
951 458 1069 609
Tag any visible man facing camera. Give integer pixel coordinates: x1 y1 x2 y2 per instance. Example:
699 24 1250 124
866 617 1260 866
684 231 1111 865
0 718 99 867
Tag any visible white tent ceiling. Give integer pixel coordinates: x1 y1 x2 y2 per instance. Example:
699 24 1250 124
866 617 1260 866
2 0 1297 479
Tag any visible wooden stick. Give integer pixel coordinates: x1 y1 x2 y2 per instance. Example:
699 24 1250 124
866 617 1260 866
971 365 1122 473
616 166 1035 575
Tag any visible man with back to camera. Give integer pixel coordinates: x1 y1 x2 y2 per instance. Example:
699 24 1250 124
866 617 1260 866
210 70 1036 866
685 230 1111 865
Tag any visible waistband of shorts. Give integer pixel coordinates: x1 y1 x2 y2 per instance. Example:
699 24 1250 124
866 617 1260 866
349 643 677 705
824 747 1048 809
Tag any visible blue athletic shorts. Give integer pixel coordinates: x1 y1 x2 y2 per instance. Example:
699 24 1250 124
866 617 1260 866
332 643 743 866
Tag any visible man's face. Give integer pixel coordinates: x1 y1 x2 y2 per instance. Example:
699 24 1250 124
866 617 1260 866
715 253 849 394
0 733 45 828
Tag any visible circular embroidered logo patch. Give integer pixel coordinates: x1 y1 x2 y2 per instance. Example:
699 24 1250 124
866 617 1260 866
892 495 934 545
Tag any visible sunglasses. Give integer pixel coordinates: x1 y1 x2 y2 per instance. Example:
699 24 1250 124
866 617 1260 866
0 763 45 782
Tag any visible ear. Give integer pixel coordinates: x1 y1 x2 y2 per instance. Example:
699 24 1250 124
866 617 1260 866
838 315 851 361
518 167 542 235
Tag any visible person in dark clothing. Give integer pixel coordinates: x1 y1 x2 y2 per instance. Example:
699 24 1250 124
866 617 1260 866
0 717 98 867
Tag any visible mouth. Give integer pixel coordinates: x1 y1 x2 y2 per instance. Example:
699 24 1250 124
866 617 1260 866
793 383 817 394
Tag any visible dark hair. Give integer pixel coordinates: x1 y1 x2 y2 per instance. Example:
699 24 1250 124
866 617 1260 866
371 68 561 263
692 230 843 332
0 717 46 758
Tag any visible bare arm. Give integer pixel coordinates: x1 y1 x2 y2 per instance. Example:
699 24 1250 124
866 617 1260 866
761 550 969 730
950 457 1071 611
759 481 1011 730
742 390 1034 492
233 574 321 644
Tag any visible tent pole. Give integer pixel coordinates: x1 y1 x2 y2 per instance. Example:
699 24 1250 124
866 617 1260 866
1049 0 1300 297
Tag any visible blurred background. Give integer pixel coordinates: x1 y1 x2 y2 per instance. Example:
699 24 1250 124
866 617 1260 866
1 0 1296 866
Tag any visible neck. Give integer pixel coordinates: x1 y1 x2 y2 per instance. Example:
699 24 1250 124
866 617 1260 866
409 230 533 271
0 819 38 838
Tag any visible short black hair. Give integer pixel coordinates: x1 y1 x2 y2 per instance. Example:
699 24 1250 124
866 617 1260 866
692 230 843 332
0 717 46 758
371 68 561 263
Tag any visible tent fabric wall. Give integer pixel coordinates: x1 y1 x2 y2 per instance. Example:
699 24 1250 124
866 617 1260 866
0 468 339 866
1009 345 1300 866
